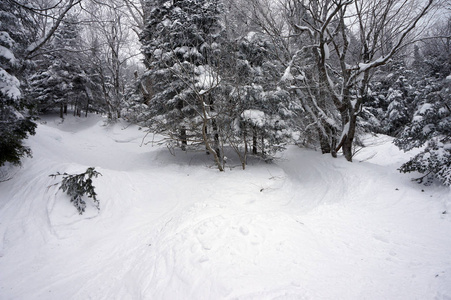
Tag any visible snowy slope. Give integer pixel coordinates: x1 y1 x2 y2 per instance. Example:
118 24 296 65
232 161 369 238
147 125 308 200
0 115 450 300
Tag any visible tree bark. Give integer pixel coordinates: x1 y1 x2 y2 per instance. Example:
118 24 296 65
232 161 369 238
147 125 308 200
342 115 356 162
200 96 223 171
25 0 82 59
252 126 258 155
60 102 64 119
180 128 187 151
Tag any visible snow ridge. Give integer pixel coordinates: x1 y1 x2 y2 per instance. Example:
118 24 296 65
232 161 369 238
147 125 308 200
0 115 450 299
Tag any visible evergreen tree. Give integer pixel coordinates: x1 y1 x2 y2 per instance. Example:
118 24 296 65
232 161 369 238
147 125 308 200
0 1 36 166
362 59 429 138
392 21 451 186
27 14 88 117
379 61 416 136
138 0 224 152
395 76 451 186
422 17 451 79
50 167 102 215
228 32 294 160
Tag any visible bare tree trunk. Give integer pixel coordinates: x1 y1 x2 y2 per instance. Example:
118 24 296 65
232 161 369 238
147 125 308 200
205 125 210 155
252 126 258 155
200 98 223 171
84 86 93 117
242 124 248 169
180 128 187 151
177 98 187 150
341 114 357 162
60 102 64 119
209 96 220 158
318 128 331 154
212 118 220 157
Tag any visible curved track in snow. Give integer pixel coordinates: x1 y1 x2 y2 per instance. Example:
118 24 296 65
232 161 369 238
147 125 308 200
0 115 450 299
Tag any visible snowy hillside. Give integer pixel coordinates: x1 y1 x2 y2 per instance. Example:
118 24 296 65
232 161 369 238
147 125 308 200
0 115 450 300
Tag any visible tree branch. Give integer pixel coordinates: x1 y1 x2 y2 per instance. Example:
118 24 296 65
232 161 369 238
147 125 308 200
25 0 81 59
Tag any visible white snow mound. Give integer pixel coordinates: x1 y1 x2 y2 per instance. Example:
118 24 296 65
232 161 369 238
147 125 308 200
0 115 450 299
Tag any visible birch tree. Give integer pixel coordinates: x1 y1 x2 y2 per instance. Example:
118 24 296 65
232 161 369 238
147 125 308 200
282 0 439 161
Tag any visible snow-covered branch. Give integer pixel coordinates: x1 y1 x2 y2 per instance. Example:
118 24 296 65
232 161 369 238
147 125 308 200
25 0 81 59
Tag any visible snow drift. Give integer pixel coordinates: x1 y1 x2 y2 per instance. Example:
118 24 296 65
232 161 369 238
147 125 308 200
0 115 450 299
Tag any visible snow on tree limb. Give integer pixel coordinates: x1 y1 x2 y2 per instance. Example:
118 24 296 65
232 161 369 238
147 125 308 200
25 0 81 59
347 0 436 85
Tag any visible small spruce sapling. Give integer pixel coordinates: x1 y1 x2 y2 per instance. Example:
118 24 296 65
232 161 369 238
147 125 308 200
50 167 102 214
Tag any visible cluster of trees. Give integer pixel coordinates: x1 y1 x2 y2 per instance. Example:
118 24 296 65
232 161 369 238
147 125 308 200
1 0 142 166
125 0 295 170
25 0 142 120
124 0 450 184
1 0 450 185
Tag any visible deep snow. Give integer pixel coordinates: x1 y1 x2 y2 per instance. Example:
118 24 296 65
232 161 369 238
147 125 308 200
0 114 450 300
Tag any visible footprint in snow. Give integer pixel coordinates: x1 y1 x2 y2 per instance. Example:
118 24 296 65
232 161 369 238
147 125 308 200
373 234 389 243
240 226 249 235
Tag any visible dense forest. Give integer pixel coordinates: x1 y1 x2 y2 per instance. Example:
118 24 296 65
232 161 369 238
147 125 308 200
1 0 450 184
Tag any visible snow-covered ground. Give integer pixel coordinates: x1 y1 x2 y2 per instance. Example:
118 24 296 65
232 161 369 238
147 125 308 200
0 114 450 300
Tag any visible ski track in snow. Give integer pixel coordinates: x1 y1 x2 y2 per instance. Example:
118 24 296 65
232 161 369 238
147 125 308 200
0 115 450 300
